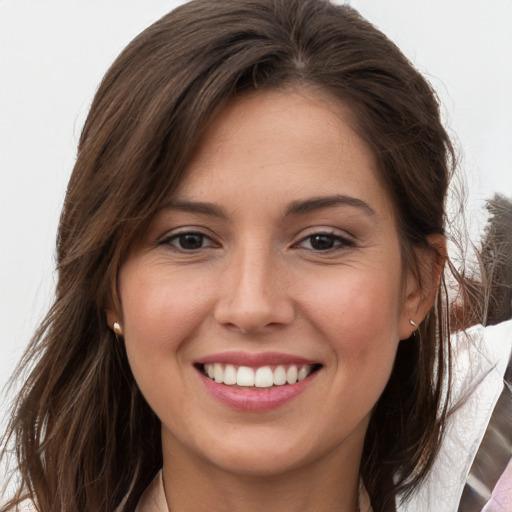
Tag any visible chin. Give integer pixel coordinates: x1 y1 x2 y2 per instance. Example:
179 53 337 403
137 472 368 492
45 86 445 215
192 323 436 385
166 422 316 478
208 446 310 478
192 423 347 478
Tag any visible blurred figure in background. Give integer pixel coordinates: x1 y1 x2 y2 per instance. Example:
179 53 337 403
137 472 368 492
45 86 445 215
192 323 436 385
456 194 512 511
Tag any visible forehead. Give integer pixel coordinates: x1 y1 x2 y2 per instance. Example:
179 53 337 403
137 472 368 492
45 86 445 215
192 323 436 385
171 88 394 222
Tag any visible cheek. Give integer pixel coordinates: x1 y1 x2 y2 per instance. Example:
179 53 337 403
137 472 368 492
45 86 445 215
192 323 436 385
119 264 212 342
298 265 403 342
117 264 218 393
295 263 403 398
117 264 217 418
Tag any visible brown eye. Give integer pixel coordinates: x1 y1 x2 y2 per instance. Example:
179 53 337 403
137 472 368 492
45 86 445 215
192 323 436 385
176 233 205 250
160 232 215 251
298 232 353 252
308 234 337 250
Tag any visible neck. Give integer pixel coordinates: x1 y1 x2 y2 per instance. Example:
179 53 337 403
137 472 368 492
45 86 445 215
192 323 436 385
161 438 363 512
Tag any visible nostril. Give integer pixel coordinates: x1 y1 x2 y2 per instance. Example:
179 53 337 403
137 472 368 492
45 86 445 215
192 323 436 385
213 280 295 333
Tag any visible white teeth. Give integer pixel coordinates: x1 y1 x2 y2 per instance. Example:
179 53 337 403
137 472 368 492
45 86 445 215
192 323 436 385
203 363 315 388
237 366 255 386
255 366 274 388
213 363 223 383
298 366 309 382
286 365 298 384
273 365 287 385
223 364 237 385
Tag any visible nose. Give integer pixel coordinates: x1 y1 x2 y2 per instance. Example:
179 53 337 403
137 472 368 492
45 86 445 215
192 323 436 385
213 243 295 334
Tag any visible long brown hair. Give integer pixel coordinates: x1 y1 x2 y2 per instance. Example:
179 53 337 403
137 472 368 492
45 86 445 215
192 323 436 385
1 1 455 510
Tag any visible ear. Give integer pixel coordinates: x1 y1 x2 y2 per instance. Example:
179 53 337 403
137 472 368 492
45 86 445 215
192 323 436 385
399 234 446 339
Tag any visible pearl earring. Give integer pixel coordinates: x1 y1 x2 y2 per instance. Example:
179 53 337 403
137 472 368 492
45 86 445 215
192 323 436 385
113 322 123 336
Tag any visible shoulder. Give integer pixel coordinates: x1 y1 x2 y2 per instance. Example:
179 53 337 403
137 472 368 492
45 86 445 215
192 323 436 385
398 321 512 511
450 320 512 401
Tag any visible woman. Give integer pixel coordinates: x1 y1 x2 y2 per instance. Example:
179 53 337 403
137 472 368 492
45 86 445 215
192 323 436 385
1 1 454 510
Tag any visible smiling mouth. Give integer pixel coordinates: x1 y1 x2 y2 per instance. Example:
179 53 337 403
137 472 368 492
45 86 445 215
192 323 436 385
197 363 322 389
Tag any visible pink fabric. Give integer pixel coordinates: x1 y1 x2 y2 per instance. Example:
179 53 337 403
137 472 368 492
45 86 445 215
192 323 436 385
483 458 512 511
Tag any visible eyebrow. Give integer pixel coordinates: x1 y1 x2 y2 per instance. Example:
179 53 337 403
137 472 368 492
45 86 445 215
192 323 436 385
163 194 375 219
163 199 228 219
284 194 376 217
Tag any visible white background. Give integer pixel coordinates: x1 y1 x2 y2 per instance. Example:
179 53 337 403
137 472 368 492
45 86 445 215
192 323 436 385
1 0 511 421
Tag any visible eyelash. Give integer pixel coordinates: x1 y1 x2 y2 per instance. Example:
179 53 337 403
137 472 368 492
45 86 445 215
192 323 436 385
158 230 354 253
295 231 354 252
158 231 217 252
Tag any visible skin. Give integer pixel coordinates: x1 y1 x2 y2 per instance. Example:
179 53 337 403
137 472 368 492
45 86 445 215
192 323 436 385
108 88 437 512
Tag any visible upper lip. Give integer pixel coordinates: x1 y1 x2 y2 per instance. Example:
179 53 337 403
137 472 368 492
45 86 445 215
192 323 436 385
196 351 320 367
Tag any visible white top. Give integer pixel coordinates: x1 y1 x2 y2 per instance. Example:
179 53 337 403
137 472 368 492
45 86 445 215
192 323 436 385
399 321 512 512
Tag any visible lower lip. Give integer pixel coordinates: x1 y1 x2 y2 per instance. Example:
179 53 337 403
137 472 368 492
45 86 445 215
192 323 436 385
199 371 318 412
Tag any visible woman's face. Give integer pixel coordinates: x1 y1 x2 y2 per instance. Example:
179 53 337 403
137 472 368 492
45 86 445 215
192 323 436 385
111 89 420 477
